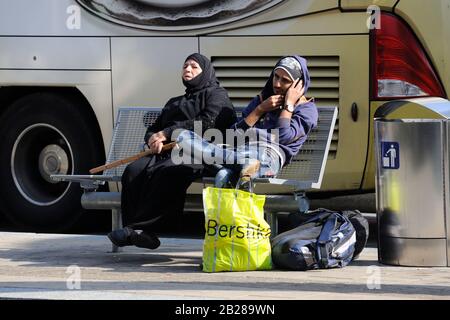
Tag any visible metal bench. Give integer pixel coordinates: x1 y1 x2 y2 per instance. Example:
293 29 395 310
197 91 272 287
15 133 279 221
52 106 338 252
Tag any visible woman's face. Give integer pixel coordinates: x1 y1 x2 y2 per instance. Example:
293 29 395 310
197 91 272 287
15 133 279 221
182 59 203 81
272 68 294 95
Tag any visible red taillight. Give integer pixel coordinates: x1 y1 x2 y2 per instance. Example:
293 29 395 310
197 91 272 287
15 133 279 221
371 13 446 100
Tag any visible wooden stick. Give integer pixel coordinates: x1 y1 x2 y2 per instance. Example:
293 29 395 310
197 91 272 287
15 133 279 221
89 142 177 174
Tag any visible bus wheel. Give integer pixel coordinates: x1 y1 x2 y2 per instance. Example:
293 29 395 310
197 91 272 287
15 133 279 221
0 92 104 232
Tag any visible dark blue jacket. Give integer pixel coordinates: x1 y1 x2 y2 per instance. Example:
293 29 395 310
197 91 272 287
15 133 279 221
232 56 318 165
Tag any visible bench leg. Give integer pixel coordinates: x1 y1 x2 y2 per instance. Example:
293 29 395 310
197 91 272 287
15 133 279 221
296 192 310 213
265 211 278 238
111 208 123 253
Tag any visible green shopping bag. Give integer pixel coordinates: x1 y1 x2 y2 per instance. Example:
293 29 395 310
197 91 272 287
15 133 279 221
202 187 272 272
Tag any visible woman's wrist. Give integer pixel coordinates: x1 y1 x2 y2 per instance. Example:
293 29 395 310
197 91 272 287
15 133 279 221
285 99 297 107
243 104 265 128
255 104 266 117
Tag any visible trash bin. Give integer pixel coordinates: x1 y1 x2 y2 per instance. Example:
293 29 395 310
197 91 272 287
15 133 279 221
374 97 450 267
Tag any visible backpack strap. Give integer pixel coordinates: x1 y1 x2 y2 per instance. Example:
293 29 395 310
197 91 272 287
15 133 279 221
316 214 338 268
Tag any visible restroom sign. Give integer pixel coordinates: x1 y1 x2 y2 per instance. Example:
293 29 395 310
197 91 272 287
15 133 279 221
381 142 400 169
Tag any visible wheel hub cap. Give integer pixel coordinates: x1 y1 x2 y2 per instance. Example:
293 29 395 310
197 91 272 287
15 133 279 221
39 144 69 183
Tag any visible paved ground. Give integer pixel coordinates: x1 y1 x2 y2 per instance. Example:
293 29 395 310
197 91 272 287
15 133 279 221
0 232 449 300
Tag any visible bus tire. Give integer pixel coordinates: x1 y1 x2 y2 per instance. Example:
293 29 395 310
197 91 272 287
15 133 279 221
0 92 104 232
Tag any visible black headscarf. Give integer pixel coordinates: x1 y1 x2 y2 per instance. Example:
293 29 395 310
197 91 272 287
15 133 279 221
182 53 219 94
144 53 236 141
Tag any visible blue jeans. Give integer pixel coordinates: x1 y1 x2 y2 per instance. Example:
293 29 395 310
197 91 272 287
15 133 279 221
175 130 285 179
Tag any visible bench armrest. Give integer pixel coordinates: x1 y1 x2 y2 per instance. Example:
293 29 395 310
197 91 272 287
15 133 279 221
50 174 121 191
253 178 318 191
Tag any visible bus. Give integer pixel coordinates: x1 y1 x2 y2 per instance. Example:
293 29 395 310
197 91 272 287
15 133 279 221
0 0 449 231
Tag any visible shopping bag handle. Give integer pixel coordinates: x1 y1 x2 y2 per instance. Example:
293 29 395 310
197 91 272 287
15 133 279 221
234 176 255 194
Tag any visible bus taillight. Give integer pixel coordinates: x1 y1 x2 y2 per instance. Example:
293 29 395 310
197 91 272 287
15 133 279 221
370 12 446 100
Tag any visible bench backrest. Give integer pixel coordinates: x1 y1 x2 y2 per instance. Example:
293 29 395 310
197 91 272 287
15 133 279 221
259 106 337 190
104 107 160 177
104 106 338 190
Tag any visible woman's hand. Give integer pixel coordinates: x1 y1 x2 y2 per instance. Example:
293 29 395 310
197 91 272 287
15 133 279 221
148 131 167 154
257 95 285 114
285 79 304 106
244 94 284 127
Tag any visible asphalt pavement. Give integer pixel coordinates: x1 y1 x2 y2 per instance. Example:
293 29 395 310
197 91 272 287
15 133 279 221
0 231 449 300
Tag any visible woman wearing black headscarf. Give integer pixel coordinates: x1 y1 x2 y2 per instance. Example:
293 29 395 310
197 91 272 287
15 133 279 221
108 53 236 250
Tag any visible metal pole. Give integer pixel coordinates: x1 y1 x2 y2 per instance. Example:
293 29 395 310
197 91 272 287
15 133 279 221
265 211 278 238
111 208 123 253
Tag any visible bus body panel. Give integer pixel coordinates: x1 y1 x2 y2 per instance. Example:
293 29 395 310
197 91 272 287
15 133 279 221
340 0 397 11
0 37 110 70
209 9 369 36
0 69 113 155
110 37 198 119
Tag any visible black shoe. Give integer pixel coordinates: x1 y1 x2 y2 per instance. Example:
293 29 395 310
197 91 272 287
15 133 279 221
130 230 161 250
107 227 135 247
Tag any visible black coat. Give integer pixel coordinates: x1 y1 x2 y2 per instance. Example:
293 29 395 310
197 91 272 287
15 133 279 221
121 83 236 231
144 85 236 143
121 155 205 231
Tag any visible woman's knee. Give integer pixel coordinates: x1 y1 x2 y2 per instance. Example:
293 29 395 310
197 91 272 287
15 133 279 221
175 129 197 145
122 156 150 185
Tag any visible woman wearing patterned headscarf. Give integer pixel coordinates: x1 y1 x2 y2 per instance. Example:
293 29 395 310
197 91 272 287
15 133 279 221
108 53 236 250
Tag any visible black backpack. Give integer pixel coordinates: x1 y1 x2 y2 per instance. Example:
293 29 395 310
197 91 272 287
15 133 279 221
286 208 369 260
340 210 369 260
271 209 366 271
